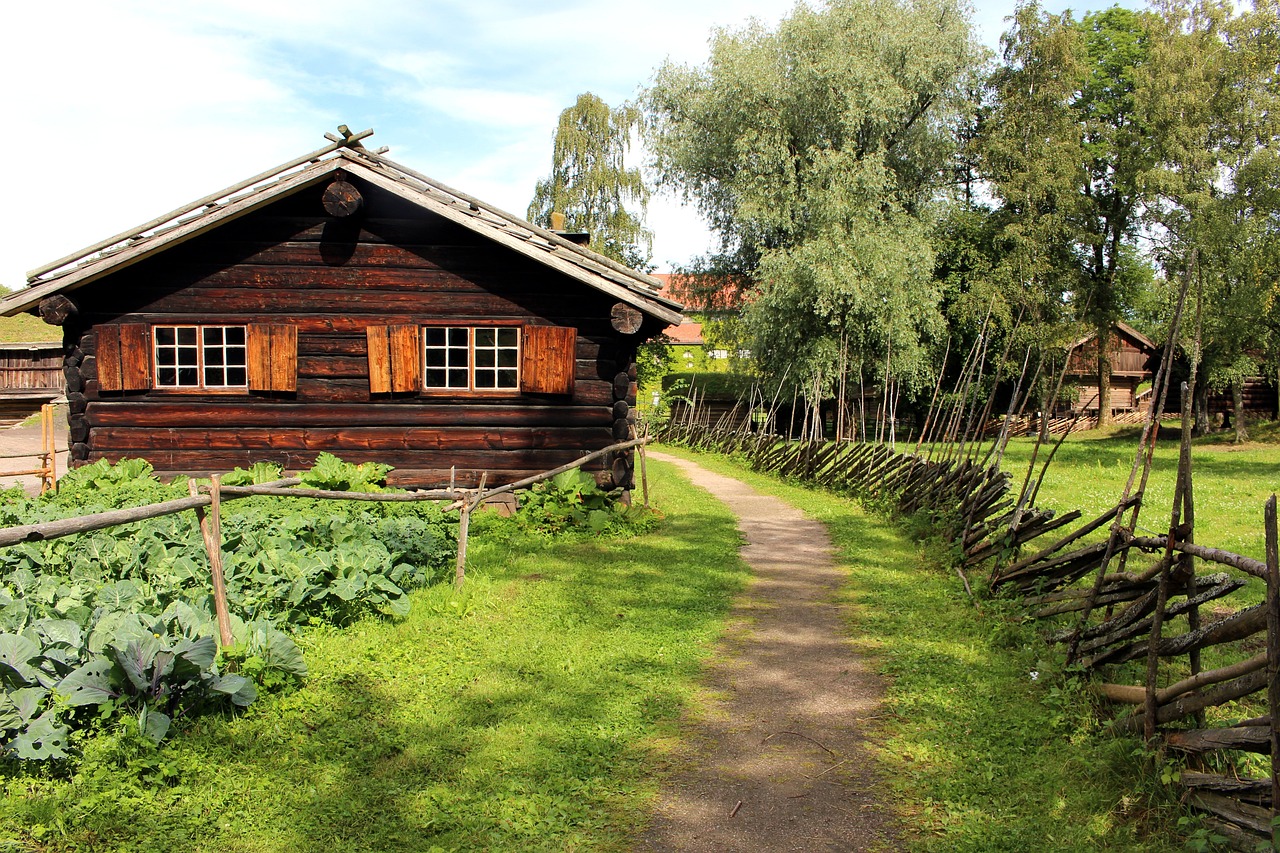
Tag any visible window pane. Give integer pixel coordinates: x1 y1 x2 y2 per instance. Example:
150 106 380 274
498 349 518 368
496 327 519 347
475 328 495 348
226 367 246 386
158 367 176 385
205 327 224 346
156 327 175 346
475 349 495 368
224 327 245 345
447 328 468 347
178 347 198 366
425 368 446 387
448 368 468 388
178 367 199 385
177 327 198 346
206 349 224 367
497 368 518 388
157 349 176 366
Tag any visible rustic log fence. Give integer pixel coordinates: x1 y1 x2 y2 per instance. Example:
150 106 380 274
0 437 648 647
656 409 1279 849
0 403 58 494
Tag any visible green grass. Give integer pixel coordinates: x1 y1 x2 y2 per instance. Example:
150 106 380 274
0 462 750 852
658 447 1182 852
999 422 1280 564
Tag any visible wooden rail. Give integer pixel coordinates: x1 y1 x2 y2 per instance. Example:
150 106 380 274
0 403 58 493
0 438 648 646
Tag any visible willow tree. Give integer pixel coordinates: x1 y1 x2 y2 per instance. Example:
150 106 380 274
527 92 652 268
643 0 982 433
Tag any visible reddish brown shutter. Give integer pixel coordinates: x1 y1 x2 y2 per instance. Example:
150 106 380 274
248 324 298 392
521 325 576 395
96 324 150 392
389 325 421 393
367 325 420 394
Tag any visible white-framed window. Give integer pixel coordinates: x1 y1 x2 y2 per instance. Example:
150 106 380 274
423 326 520 391
153 325 247 389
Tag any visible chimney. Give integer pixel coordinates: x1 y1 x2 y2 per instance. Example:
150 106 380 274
549 210 590 246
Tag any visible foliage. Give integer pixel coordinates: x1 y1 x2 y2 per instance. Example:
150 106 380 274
643 0 983 405
300 452 393 492
528 92 652 269
515 469 653 536
0 462 750 851
0 456 454 764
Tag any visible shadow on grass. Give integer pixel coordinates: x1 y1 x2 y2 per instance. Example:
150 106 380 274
0 469 751 853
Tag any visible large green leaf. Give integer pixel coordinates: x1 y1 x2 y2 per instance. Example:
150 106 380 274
57 658 117 707
0 633 40 684
138 705 170 744
95 580 141 609
0 685 47 727
9 712 70 760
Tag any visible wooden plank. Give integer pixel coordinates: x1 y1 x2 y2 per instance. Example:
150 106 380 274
85 400 612 428
389 325 421 393
117 325 151 391
521 325 576 395
86 447 596 471
95 326 122 392
246 324 272 392
1268 493 1280 828
271 325 297 392
365 326 391 394
89 426 611 452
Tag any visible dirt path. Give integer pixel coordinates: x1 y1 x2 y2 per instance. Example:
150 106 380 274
636 452 900 852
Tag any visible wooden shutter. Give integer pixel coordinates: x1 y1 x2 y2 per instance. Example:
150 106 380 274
96 324 151 392
248 324 298 392
367 325 421 394
520 325 576 395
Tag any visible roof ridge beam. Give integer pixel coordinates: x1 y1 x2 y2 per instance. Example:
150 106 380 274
27 127 374 282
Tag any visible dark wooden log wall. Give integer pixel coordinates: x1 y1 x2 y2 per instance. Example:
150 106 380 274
59 178 657 487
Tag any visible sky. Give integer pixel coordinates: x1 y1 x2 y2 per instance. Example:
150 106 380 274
2 0 1112 289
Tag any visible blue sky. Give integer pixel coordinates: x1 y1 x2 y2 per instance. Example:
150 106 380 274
2 0 1112 289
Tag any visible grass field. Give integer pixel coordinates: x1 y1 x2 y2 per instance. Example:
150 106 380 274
0 463 750 853
998 421 1280 564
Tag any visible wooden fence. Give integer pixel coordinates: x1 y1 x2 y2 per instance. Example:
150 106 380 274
657 417 1279 849
0 403 58 493
0 437 648 648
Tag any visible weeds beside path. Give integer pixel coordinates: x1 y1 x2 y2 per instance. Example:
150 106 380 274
638 452 900 852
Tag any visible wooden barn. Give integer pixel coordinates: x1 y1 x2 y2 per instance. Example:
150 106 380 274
1062 322 1158 415
0 128 683 488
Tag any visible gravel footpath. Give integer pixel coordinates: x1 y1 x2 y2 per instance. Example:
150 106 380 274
637 452 901 852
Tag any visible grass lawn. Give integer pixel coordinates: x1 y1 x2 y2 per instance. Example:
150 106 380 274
659 447 1183 852
999 421 1280 565
0 462 750 852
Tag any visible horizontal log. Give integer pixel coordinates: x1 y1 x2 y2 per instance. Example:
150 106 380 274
84 376 617 407
1188 791 1274 836
1181 771 1272 800
84 313 618 340
1116 668 1270 733
0 478 300 548
1169 726 1270 754
86 401 612 429
1128 535 1268 579
86 448 600 473
88 426 612 453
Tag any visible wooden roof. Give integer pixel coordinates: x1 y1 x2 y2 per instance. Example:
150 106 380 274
2 128 684 325
1067 321 1158 354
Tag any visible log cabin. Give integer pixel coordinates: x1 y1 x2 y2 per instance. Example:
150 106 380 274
0 128 683 488
1063 322 1158 415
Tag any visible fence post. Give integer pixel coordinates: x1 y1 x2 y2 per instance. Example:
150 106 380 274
190 477 234 648
1264 494 1278 842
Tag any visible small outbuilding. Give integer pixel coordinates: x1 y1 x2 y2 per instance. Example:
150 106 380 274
0 128 683 487
1063 321 1158 415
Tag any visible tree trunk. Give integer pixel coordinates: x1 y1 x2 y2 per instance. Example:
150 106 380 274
1233 377 1248 443
1193 377 1211 436
1096 324 1112 428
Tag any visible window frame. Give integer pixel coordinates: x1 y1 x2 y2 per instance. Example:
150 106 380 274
152 324 249 392
421 322 522 395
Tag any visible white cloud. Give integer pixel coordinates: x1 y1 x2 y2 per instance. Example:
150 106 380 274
2 0 1045 289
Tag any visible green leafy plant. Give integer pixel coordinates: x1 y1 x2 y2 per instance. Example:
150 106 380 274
516 469 645 534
